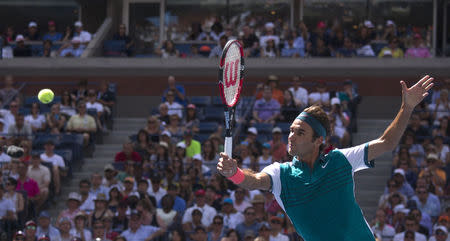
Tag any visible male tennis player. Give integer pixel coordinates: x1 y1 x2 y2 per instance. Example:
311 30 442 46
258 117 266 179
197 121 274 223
218 75 434 241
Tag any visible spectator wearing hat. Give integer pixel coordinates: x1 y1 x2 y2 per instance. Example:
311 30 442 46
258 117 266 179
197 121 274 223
269 215 289 241
78 179 95 214
121 176 136 198
57 192 82 225
387 168 415 198
102 164 119 188
411 186 441 220
383 20 398 41
59 36 85 57
163 75 186 106
429 225 449 241
182 189 217 228
37 211 62 240
40 140 65 195
378 37 404 58
13 230 25 241
67 100 97 146
252 85 281 125
184 104 199 133
250 194 268 221
256 222 271 240
58 217 74 241
13 34 32 57
308 80 330 107
73 21 91 45
43 21 63 42
24 220 38 241
371 209 395 241
219 197 244 230
24 21 41 41
120 211 164 241
405 34 431 58
242 127 262 158
181 129 201 158
115 142 142 163
89 193 114 228
236 206 260 238
70 211 92 241
393 214 427 241
112 24 134 56
419 153 446 192
288 76 308 109
269 127 287 162
259 22 280 48
329 97 350 147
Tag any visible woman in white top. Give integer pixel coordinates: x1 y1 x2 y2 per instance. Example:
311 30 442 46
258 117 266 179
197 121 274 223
1 38 13 59
261 39 279 58
4 177 24 219
70 212 92 241
25 103 46 133
156 194 177 228
257 143 273 171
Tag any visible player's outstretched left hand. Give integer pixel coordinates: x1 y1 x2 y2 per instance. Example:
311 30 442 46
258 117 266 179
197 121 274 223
401 75 434 109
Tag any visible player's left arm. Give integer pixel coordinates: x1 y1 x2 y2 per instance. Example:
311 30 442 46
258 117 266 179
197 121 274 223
367 75 434 161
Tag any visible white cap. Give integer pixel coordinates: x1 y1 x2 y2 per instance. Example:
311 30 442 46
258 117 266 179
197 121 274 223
393 168 405 177
383 49 392 56
74 21 83 27
331 97 341 105
15 34 24 42
272 127 282 134
265 22 275 30
28 21 37 28
364 20 374 28
161 130 171 137
71 36 81 43
176 142 186 149
159 141 168 149
393 204 409 214
386 20 395 26
68 192 82 202
248 127 258 135
193 154 203 161
435 225 448 234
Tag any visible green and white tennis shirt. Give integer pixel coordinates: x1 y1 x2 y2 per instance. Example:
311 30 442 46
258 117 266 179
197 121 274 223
262 143 376 241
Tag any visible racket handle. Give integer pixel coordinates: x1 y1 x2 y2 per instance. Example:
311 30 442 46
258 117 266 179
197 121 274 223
224 136 232 158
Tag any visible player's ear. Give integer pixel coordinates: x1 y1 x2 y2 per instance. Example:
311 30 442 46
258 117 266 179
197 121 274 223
314 136 323 147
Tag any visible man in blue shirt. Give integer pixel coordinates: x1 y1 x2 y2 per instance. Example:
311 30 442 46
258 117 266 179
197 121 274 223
42 21 63 42
120 211 165 241
218 75 434 241
162 75 186 106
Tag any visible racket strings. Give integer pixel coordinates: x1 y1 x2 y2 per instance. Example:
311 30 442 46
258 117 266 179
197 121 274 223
223 44 241 106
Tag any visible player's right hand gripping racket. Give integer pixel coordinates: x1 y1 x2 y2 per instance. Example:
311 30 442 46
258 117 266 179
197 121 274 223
218 40 244 174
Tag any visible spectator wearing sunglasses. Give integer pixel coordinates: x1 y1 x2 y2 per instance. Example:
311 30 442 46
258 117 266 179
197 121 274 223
268 215 288 241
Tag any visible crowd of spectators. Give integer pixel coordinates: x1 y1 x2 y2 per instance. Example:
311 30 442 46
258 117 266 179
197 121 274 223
0 75 115 240
112 16 433 58
372 80 449 241
1 20 92 58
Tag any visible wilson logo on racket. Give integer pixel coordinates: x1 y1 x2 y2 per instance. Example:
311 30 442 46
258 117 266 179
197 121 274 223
224 59 239 88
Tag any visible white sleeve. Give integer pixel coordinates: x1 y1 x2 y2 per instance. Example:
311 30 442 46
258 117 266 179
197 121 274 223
182 207 192 224
338 142 373 173
261 162 281 196
57 156 65 168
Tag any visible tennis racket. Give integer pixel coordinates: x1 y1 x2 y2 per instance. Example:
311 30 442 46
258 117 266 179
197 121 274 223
218 40 244 173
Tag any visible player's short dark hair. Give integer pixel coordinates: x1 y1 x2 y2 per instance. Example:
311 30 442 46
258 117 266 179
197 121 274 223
303 105 331 139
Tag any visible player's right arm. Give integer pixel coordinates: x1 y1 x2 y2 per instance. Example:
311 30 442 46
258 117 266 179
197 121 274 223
217 152 271 191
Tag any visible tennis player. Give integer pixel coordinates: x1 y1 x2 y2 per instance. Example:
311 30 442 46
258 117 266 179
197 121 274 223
218 75 434 241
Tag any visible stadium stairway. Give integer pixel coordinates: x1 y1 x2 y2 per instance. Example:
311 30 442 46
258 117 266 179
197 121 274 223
49 117 146 219
353 118 393 221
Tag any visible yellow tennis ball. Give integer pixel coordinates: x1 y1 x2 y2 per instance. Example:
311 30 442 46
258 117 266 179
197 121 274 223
38 89 54 104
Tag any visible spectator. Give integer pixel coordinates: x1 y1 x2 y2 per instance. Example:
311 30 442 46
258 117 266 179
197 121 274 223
27 154 50 212
89 193 114 228
209 35 228 58
16 161 40 201
90 173 109 198
235 206 260 239
181 130 201 158
158 183 186 213
389 169 415 198
112 24 134 56
355 25 374 47
58 217 74 241
308 37 331 57
329 28 345 52
281 37 304 58
188 23 208 41
62 25 74 42
269 127 287 162
356 40 376 57
42 21 63 42
378 37 404 58
164 90 183 119
1 37 13 59
148 174 167 204
252 85 281 125
371 209 395 241
97 80 116 122
24 220 38 241
429 226 448 241
184 104 199 134
70 211 92 241
405 34 431 58
4 26 16 43
336 37 357 58
288 76 308 108
382 20 397 41
308 80 330 107
59 37 85 57
191 226 208 241
261 39 279 58
73 21 91 45
13 35 32 57
162 75 186 106
67 101 97 145
46 103 67 134
156 194 177 229
279 89 298 123
115 142 142 163
24 21 41 41
42 39 57 57
41 139 66 194
201 139 219 174
166 114 184 144
434 135 449 162
9 113 32 142
208 215 225 241
182 189 217 228
418 153 446 193
259 22 280 48
4 177 24 219
257 143 272 171
120 211 164 241
36 211 62 240
78 179 95 214
157 103 170 126
156 40 180 58
86 88 105 130
242 25 259 57
269 215 289 241
329 97 350 147
71 80 88 103
60 90 76 117
219 198 244 230
393 214 426 241
429 89 449 123
0 75 18 106
57 192 82 225
25 102 46 132
0 183 15 228
411 187 441 220
409 208 431 237
0 138 11 171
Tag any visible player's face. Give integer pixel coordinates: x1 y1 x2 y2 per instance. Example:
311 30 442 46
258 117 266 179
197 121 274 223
288 119 320 157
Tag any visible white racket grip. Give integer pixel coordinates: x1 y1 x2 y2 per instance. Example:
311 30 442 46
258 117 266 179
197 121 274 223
224 136 233 158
